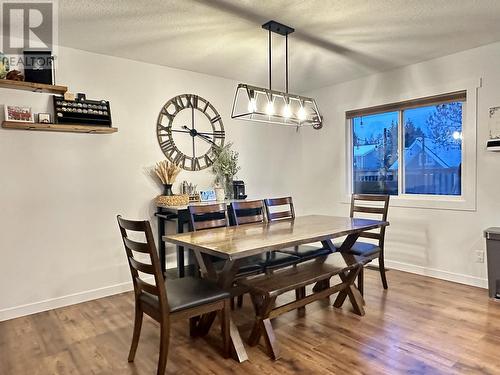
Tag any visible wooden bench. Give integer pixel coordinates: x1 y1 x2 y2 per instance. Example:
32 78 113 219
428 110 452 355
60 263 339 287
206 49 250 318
238 252 364 360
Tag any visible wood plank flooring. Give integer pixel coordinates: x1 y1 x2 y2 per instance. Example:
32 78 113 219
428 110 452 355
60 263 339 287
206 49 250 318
1 269 499 374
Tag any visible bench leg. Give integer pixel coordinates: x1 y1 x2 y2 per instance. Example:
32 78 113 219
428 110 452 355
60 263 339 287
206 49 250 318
333 267 365 316
248 295 276 348
296 286 306 317
262 318 280 360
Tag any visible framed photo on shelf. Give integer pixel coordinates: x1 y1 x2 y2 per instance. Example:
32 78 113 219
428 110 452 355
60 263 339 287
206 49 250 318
4 105 34 123
199 189 217 202
37 113 52 124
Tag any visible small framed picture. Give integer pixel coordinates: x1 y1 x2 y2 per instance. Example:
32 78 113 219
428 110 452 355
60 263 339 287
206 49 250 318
37 113 52 124
199 189 217 202
4 105 34 123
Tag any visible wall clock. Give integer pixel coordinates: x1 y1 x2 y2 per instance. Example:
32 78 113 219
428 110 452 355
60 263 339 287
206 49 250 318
156 94 225 171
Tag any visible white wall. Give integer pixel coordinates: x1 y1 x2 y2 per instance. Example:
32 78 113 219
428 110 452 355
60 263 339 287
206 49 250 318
298 41 500 288
0 46 302 320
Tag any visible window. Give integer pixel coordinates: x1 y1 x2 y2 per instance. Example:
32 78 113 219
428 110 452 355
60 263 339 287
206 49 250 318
348 91 465 197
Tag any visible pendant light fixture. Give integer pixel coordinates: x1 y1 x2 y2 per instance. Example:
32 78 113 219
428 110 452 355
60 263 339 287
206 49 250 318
231 20 322 129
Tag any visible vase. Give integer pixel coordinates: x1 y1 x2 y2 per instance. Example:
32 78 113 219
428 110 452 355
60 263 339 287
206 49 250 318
224 176 234 199
163 184 174 196
215 187 225 201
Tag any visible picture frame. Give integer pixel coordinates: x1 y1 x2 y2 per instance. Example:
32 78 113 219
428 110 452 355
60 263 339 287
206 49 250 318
37 113 52 124
4 105 34 123
199 189 217 202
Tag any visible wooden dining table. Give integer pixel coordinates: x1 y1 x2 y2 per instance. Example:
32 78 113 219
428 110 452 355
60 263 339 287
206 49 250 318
163 214 389 362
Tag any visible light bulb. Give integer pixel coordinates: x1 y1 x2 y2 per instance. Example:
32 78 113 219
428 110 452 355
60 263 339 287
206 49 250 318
265 101 274 115
452 131 462 140
283 104 292 118
247 99 256 112
297 106 306 121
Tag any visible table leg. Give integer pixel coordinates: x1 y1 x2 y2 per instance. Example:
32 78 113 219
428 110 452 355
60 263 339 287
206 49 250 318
192 253 248 362
333 267 365 316
313 234 361 292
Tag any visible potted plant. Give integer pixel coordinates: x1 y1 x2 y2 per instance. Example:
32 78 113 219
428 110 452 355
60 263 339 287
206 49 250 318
212 142 241 199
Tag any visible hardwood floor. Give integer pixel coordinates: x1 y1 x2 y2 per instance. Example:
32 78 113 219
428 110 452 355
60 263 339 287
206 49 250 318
1 269 500 374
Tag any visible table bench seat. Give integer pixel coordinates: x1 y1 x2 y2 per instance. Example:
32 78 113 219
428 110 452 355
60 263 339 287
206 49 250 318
238 253 364 360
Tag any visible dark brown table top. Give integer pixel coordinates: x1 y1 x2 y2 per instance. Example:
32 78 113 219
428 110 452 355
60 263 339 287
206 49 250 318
163 215 389 260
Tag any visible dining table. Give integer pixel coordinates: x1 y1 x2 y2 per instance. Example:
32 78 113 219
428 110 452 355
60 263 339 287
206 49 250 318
163 214 389 362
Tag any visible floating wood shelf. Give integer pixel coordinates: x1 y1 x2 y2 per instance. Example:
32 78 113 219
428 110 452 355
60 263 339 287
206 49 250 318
0 79 67 94
2 121 117 134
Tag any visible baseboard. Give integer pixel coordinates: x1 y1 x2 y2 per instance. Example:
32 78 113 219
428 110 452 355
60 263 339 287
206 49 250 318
384 259 488 289
0 278 140 322
1 261 488 321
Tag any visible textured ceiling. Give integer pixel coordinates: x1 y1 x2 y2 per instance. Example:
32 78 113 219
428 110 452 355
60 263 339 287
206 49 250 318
59 0 500 92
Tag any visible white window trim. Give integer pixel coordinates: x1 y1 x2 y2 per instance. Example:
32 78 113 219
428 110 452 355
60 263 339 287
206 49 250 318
344 78 480 211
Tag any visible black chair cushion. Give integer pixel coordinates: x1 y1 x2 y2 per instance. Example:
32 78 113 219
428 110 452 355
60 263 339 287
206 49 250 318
139 276 230 313
214 251 299 276
280 245 332 261
337 241 381 257
213 256 264 277
260 251 300 270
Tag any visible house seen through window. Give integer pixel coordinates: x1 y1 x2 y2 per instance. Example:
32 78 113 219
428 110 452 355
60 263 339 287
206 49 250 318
350 94 464 196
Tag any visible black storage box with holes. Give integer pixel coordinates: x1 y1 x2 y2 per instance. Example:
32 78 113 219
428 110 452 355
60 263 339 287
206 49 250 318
52 95 112 126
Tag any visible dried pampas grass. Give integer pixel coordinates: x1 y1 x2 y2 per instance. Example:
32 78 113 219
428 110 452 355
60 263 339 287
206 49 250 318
154 160 181 184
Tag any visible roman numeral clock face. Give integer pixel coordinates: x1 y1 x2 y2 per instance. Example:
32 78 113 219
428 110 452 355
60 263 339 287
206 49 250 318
156 94 225 171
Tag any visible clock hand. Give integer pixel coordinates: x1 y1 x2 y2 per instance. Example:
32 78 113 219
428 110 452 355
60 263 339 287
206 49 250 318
196 133 216 145
181 125 216 145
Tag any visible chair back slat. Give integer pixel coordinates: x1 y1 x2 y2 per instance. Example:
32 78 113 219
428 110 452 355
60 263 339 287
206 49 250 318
231 200 265 225
188 203 228 232
136 277 160 296
194 219 227 231
352 205 386 215
117 215 168 311
129 257 156 274
123 237 151 253
264 197 295 222
349 194 390 247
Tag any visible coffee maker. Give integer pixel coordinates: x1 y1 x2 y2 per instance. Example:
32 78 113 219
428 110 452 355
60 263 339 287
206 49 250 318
233 180 247 200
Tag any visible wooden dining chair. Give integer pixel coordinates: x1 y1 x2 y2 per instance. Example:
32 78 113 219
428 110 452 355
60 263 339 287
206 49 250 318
188 203 263 311
230 200 300 307
338 194 390 295
117 215 231 375
264 197 332 261
187 203 263 277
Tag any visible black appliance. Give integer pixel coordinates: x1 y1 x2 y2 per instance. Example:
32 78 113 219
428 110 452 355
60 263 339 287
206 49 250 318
23 50 53 84
233 180 247 200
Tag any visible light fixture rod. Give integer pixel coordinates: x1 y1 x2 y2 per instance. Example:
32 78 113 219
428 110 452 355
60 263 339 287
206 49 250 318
285 33 288 94
268 28 272 91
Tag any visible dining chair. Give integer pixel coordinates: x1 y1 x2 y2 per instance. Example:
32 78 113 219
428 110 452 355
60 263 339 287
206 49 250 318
117 215 230 375
188 203 264 278
188 202 265 311
232 200 300 271
230 200 301 307
338 194 390 295
264 197 332 261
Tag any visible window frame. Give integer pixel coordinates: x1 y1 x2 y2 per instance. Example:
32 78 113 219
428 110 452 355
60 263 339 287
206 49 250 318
344 79 479 211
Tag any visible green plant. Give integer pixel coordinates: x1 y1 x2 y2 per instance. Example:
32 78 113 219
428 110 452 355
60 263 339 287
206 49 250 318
212 142 240 196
